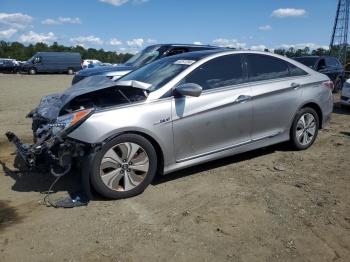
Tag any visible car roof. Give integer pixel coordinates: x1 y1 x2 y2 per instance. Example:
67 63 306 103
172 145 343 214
149 44 222 49
163 49 227 60
166 49 297 61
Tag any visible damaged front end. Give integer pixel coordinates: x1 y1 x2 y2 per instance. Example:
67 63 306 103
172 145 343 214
7 76 148 176
6 108 94 176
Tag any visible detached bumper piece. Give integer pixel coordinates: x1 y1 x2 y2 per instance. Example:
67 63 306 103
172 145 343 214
5 131 73 176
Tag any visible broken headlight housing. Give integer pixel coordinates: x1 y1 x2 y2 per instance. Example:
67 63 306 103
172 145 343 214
50 108 93 136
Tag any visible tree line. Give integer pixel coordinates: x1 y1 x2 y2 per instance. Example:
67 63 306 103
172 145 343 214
0 41 133 64
0 41 334 64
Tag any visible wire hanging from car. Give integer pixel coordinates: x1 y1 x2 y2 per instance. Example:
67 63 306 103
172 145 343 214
42 176 61 208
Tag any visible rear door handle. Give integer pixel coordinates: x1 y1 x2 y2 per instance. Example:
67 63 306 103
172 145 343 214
291 82 301 89
235 95 252 103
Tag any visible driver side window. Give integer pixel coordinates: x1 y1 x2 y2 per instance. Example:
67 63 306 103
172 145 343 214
183 55 245 91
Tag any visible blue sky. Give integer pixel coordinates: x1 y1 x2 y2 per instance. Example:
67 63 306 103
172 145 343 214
0 0 338 53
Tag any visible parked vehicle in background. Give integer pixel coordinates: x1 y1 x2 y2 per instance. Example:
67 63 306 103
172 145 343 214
82 59 102 69
340 79 350 106
0 58 20 73
9 50 333 199
293 56 344 92
21 52 82 75
72 44 223 84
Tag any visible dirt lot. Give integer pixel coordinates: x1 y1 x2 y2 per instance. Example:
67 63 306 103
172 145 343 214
0 73 349 262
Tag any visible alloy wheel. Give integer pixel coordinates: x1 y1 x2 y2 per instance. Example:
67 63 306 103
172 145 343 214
296 113 316 146
99 142 149 192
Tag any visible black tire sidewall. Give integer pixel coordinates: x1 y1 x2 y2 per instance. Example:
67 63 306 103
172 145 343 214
291 107 319 150
334 78 342 93
90 134 158 199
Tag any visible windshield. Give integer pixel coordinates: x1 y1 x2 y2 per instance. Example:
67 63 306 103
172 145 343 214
124 46 163 68
294 57 318 68
120 56 198 92
27 55 36 63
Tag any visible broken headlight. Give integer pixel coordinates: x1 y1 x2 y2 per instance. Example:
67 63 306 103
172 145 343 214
50 108 93 136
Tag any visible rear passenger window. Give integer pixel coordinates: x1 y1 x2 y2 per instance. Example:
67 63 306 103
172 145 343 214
184 55 245 90
247 54 290 82
288 63 308 76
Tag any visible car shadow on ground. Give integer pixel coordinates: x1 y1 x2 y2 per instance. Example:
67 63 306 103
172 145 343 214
1 142 292 199
0 156 81 196
152 143 289 186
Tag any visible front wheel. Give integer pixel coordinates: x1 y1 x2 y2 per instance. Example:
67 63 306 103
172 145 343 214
90 134 158 199
29 68 36 75
290 107 319 150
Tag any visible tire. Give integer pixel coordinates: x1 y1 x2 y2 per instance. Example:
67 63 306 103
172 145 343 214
333 77 342 93
290 107 319 150
29 68 36 75
67 68 74 75
90 134 158 199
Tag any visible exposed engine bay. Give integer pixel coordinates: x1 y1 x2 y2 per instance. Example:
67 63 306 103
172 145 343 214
6 76 148 177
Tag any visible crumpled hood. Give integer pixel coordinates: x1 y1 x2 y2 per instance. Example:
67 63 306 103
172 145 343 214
34 76 122 121
77 65 134 77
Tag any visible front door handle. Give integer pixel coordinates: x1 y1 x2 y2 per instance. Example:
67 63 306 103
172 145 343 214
235 95 252 103
291 82 301 89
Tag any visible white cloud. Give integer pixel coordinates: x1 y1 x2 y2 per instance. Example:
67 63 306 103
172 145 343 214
127 38 144 48
109 38 123 45
147 38 157 44
99 0 129 6
277 43 329 50
42 17 81 25
250 45 268 51
0 12 33 29
212 38 246 49
70 35 103 45
258 25 272 31
271 8 306 18
19 31 57 43
134 0 149 3
99 0 149 6
0 28 17 39
193 41 202 45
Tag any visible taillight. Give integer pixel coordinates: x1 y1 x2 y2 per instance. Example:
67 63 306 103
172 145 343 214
322 80 334 91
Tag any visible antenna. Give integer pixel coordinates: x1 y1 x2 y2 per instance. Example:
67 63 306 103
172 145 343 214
330 0 350 64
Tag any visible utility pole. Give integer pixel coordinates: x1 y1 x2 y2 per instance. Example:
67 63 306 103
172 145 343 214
330 0 350 64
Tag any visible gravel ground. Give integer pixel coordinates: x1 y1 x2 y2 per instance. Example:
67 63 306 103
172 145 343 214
0 74 349 262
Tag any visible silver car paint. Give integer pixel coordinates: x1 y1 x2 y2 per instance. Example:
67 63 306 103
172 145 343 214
68 51 333 174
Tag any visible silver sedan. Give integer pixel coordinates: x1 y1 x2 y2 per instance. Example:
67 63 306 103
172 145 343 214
8 50 334 199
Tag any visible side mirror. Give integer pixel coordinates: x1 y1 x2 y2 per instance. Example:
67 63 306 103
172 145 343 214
175 83 202 97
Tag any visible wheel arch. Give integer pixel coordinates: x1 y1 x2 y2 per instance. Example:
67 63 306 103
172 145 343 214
298 102 324 129
103 130 165 176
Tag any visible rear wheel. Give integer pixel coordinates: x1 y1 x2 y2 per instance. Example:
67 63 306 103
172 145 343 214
90 134 157 199
290 107 319 150
67 68 74 75
333 77 342 93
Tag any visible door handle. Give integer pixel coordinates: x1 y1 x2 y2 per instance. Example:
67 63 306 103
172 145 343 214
235 95 252 103
291 82 301 89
